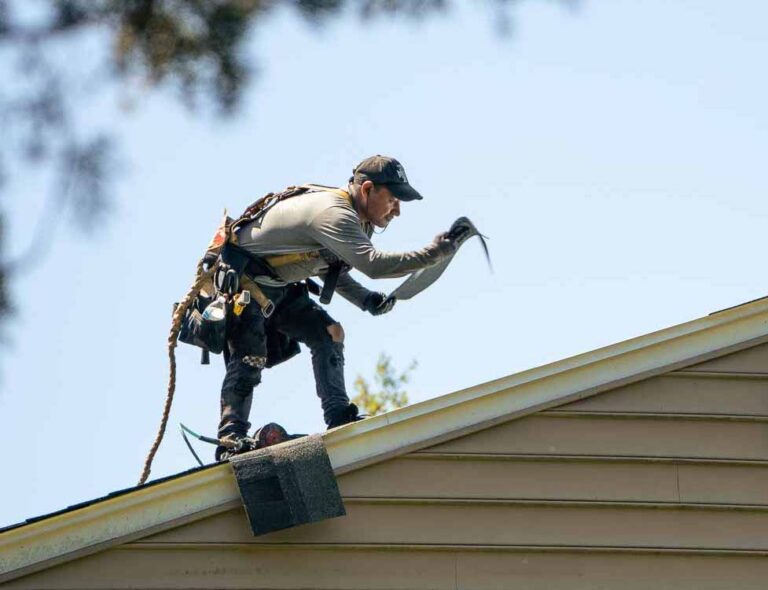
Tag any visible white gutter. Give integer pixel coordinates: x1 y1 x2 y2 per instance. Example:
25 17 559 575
3 297 768 582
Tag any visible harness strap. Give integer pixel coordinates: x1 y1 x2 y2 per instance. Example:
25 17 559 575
262 185 354 304
304 184 353 204
320 262 342 304
301 186 353 305
233 184 356 303
221 244 277 317
240 275 275 318
265 250 320 268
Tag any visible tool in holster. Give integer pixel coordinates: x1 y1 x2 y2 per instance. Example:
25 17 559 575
233 290 251 316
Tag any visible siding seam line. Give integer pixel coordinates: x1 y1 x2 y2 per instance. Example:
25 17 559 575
120 542 768 557
670 370 768 379
539 411 768 422
337 497 768 511
408 453 768 466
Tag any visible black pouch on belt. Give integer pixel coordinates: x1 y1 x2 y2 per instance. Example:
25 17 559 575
178 293 227 355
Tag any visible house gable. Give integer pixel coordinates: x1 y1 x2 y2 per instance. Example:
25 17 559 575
5 299 768 586
10 338 768 588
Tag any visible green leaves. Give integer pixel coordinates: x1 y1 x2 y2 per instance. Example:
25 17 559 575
351 353 416 416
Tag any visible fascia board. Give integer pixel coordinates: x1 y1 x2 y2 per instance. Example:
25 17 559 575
4 298 768 582
323 298 768 472
0 466 239 582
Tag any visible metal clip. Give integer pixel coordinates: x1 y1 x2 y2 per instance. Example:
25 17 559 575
261 300 275 318
214 265 240 296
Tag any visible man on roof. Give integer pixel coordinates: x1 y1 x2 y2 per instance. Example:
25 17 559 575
215 155 463 460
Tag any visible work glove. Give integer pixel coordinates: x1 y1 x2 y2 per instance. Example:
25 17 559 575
431 219 474 256
447 221 473 244
431 231 459 257
363 292 396 316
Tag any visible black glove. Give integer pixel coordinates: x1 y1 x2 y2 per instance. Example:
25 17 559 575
363 292 396 316
432 222 471 255
448 222 472 244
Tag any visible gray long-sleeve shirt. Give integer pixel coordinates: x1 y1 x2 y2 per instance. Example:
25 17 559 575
234 187 453 309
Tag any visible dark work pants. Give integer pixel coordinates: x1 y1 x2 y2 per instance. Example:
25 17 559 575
218 283 350 439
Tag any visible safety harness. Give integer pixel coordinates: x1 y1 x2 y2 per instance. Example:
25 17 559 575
137 184 354 485
232 184 354 304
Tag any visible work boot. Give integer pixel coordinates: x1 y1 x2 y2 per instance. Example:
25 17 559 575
215 434 257 462
326 403 364 429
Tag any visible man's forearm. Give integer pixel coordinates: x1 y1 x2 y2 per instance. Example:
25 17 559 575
331 271 370 309
344 238 455 280
310 207 457 281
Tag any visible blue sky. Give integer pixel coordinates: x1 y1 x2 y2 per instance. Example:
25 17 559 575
2 0 767 527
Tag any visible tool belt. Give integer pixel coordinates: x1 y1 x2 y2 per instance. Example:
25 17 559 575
222 243 347 308
177 184 352 364
220 244 278 317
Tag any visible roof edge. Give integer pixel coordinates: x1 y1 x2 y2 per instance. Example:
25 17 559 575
0 465 239 582
323 296 768 471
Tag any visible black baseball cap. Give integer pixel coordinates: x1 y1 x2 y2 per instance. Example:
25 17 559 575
351 155 424 201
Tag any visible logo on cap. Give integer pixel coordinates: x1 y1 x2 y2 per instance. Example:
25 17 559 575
394 163 408 183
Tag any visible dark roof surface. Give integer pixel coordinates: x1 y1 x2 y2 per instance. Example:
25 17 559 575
710 295 768 316
0 463 219 535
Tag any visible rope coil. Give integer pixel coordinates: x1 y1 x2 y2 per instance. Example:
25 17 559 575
138 259 214 486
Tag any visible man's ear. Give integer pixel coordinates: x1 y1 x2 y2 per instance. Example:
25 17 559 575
360 180 374 201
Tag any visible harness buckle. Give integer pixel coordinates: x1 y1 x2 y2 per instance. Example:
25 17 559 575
261 300 275 318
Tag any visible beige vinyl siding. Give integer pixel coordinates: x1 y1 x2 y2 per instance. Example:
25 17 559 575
9 343 768 589
427 413 768 459
679 341 768 373
137 499 768 550
345 455 768 505
12 547 768 590
554 372 768 415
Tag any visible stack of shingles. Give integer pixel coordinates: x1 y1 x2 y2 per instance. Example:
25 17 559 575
230 434 345 536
